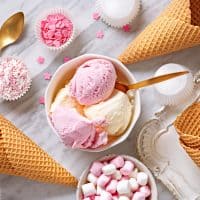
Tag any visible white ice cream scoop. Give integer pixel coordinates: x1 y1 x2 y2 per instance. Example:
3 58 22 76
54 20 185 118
153 63 194 106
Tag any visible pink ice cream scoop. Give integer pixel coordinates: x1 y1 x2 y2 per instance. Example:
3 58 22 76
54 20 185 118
69 59 117 105
51 106 108 149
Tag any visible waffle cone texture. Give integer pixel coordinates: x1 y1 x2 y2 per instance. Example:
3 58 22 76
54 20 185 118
119 0 200 64
174 102 200 167
0 115 77 186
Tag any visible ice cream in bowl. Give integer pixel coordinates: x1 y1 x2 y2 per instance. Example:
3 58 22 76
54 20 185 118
77 155 158 200
45 54 141 152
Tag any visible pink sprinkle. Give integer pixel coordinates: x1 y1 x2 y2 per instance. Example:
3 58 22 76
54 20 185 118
39 96 45 105
92 12 101 20
40 13 73 47
43 72 52 80
122 24 131 32
96 30 104 39
0 57 31 101
37 56 45 64
63 57 71 63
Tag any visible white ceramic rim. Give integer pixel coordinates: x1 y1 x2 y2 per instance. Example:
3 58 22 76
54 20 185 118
76 154 158 200
45 54 141 152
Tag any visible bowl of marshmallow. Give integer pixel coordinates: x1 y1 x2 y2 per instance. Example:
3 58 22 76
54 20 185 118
77 155 158 200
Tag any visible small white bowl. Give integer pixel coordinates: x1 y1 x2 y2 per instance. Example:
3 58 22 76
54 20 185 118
76 154 158 200
45 54 141 152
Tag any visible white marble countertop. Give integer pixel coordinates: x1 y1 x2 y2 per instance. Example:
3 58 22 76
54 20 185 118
0 0 200 199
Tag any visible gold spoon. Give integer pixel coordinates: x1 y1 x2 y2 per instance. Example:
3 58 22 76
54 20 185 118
0 12 24 51
115 71 189 93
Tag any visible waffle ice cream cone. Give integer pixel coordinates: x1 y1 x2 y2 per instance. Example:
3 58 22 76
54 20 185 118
0 115 77 186
118 0 200 64
174 102 200 167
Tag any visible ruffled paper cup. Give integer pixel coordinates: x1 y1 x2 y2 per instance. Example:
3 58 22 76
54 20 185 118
153 64 194 106
96 0 140 28
0 56 32 101
76 154 158 200
45 54 141 152
35 8 76 51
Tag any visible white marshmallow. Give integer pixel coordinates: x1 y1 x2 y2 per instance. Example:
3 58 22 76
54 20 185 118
137 172 148 186
100 191 113 200
119 196 130 200
112 170 122 180
82 183 96 197
129 178 139 191
102 164 116 175
87 173 98 185
97 186 104 195
132 192 145 200
117 180 131 195
129 168 138 178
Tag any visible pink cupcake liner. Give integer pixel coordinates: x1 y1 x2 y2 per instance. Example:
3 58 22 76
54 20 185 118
35 8 76 51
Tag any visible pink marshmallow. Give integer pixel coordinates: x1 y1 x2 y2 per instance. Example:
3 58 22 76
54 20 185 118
110 156 125 168
90 162 104 177
120 161 134 176
122 176 129 180
132 192 145 200
139 186 151 197
97 174 111 188
94 196 100 200
106 180 118 194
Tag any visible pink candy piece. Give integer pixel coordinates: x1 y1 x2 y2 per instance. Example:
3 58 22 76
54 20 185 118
122 24 131 32
40 13 73 47
139 186 151 198
97 174 111 188
132 192 145 200
43 72 52 80
120 161 134 176
92 12 101 20
110 156 125 169
63 56 71 63
96 30 104 39
90 162 104 177
39 96 45 105
106 180 118 194
37 56 45 64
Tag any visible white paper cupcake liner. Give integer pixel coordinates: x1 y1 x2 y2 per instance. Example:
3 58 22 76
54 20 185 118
154 71 194 106
0 56 32 101
96 0 140 28
35 8 76 51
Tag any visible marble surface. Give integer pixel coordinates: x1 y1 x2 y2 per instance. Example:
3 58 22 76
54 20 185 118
0 0 200 199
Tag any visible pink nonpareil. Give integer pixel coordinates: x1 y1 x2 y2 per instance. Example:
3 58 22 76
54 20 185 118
69 59 117 105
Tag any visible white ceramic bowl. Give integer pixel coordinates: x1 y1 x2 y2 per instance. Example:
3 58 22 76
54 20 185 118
45 54 141 152
76 154 158 200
